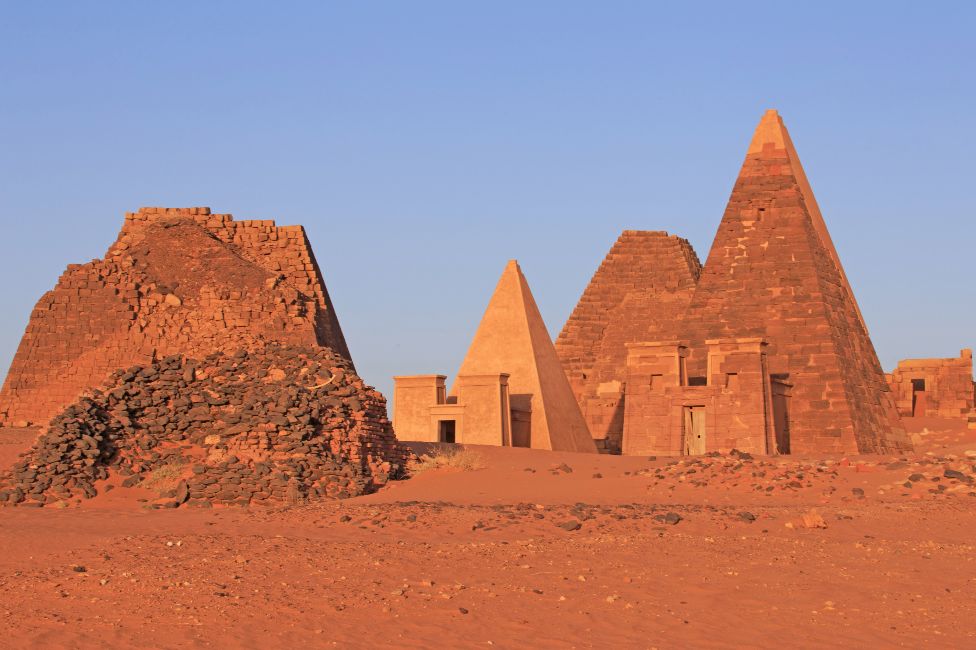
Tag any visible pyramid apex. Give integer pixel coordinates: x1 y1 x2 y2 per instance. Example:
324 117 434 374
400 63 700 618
454 259 596 453
748 109 789 154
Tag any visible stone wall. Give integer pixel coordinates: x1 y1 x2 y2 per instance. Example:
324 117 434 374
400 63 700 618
887 350 975 418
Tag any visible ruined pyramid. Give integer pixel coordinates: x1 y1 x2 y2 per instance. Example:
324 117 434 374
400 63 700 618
673 110 910 453
0 207 352 428
455 261 596 453
555 231 702 452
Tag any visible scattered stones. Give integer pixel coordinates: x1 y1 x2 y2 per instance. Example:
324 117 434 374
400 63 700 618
657 512 682 525
851 487 865 499
943 469 971 483
789 510 828 529
121 475 144 488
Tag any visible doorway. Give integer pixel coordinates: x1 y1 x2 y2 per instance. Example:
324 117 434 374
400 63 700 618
682 406 706 455
911 378 927 417
772 390 791 454
438 420 456 444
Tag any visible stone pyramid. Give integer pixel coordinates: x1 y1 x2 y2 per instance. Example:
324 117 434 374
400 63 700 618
0 207 352 428
455 260 596 453
555 231 701 452
673 110 910 453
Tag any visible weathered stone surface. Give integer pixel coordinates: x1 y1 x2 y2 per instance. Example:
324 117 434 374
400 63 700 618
0 207 352 427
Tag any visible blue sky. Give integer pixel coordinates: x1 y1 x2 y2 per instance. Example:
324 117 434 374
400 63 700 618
1 1 973 399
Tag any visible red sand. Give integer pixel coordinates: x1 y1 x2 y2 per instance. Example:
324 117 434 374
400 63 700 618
0 419 974 648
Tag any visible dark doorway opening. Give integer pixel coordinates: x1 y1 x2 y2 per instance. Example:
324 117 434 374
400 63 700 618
911 378 927 417
770 377 792 454
438 420 456 444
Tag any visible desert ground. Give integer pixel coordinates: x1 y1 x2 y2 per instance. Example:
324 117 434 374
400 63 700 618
0 418 973 649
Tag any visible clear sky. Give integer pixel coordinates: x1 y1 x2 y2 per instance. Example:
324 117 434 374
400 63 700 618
1 1 974 400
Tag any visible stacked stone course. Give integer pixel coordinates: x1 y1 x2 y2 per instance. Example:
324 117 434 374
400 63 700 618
0 343 410 508
0 207 351 427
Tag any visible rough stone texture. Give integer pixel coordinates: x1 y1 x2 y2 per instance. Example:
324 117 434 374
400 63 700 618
0 343 410 508
645 110 910 455
0 207 351 427
886 349 975 419
555 231 701 453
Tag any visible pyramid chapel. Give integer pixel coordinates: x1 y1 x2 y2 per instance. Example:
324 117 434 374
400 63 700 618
394 260 596 453
557 109 913 455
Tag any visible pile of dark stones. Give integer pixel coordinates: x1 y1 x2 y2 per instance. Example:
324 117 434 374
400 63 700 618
0 343 411 508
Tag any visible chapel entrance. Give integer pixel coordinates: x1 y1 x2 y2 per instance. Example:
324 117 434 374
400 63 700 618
771 378 792 454
438 419 457 444
682 406 706 455
911 378 927 416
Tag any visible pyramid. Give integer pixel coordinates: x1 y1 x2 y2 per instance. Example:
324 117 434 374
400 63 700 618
555 231 701 451
0 207 352 427
454 261 596 453
672 110 910 453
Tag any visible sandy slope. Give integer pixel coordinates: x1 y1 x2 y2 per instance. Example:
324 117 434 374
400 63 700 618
0 419 974 649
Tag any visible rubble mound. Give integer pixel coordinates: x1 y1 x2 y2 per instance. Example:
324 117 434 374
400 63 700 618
0 206 352 428
0 343 411 508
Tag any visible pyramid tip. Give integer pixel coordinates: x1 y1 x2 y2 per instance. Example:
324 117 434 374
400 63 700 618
748 109 788 154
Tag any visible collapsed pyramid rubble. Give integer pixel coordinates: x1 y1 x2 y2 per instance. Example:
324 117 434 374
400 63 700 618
0 343 410 508
0 207 351 428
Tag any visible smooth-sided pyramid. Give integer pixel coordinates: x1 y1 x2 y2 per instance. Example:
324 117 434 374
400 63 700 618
455 261 596 453
673 110 910 453
555 231 701 452
0 207 352 427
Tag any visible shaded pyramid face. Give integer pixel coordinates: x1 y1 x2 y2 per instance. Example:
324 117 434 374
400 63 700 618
0 207 352 428
675 110 910 453
456 261 596 453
